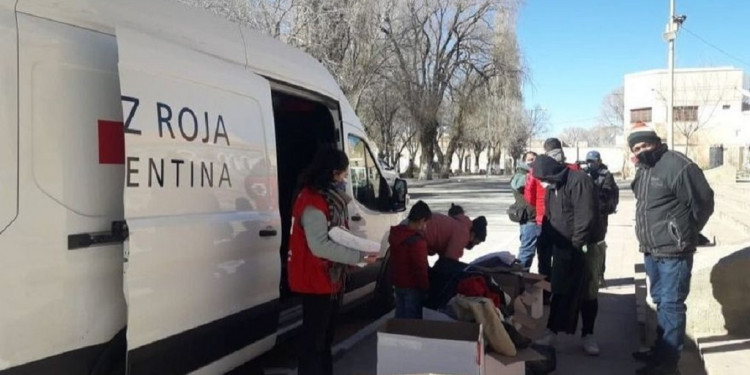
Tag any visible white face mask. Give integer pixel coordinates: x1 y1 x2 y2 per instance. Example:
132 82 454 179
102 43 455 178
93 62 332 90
540 181 552 189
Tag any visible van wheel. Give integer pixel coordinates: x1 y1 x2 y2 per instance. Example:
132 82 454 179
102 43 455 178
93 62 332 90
370 248 394 317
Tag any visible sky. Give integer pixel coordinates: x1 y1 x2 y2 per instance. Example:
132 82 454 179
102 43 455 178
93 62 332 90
518 0 750 136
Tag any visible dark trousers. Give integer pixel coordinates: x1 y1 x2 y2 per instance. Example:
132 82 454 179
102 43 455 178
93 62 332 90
644 254 693 369
299 293 340 375
536 224 552 278
394 288 424 319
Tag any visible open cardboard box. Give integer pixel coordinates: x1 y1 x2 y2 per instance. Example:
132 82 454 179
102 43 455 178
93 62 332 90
485 347 546 375
377 319 485 375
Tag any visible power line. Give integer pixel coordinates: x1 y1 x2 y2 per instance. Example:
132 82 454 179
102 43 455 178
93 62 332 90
548 116 600 127
681 26 750 69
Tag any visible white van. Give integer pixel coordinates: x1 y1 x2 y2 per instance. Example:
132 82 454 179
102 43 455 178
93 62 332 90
0 0 408 373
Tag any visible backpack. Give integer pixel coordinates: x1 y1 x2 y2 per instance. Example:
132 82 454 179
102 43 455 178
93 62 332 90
506 202 529 223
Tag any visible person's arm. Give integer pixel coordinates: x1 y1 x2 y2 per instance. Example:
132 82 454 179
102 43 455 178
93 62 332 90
673 163 715 232
571 177 597 248
301 207 366 266
524 173 538 206
411 239 430 291
602 171 619 214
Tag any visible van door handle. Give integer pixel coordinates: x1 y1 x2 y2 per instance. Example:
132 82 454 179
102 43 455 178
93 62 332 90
68 221 129 250
259 229 278 237
351 214 362 222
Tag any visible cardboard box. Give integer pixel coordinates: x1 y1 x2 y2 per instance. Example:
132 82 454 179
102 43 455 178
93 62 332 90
484 348 545 375
377 319 485 375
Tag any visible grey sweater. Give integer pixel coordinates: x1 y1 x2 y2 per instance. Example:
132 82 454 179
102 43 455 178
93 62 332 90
301 207 366 266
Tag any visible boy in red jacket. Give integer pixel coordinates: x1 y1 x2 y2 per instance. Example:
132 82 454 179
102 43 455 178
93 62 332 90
389 200 432 319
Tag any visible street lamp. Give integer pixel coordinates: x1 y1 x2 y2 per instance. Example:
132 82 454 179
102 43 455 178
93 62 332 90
663 0 686 150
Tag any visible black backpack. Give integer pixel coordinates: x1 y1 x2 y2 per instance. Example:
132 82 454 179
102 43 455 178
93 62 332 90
506 202 529 223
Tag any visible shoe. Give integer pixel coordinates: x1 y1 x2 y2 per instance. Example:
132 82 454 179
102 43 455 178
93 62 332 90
632 349 658 364
534 329 556 346
582 335 600 356
635 364 680 375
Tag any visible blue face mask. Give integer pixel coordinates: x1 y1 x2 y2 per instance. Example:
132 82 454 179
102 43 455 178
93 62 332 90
334 180 347 192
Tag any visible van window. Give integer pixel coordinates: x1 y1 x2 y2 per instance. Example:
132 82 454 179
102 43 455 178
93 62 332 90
347 135 385 210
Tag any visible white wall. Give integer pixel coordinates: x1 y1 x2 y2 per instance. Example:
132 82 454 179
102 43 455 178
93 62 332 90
624 67 749 148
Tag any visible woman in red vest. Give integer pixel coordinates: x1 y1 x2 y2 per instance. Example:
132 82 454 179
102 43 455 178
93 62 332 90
288 147 377 375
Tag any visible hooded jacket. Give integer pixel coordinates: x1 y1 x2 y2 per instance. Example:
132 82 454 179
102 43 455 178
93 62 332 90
423 213 472 260
532 155 599 248
631 145 714 257
388 224 429 290
525 163 580 225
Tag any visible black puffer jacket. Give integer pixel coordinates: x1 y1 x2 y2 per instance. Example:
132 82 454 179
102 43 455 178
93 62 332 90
533 156 600 248
631 146 714 257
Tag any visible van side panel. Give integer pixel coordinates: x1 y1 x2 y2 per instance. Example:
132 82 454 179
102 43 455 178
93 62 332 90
0 13 126 372
117 28 281 373
0 0 18 233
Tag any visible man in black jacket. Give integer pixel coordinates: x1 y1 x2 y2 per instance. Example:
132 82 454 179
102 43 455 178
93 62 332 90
585 150 619 288
628 122 714 375
532 155 600 352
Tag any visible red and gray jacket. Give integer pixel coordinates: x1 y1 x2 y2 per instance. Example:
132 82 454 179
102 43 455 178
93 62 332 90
287 188 362 294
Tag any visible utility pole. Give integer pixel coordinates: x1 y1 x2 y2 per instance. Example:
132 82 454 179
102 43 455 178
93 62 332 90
667 0 675 150
664 0 686 150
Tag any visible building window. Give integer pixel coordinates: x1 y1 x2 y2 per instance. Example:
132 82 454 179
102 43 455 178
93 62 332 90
743 102 750 112
630 107 652 123
723 104 731 110
674 106 698 122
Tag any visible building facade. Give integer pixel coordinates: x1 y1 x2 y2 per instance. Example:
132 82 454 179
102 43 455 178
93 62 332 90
624 67 750 169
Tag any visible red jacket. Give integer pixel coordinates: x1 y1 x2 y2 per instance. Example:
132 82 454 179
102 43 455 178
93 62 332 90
525 163 580 225
287 188 342 294
388 225 429 291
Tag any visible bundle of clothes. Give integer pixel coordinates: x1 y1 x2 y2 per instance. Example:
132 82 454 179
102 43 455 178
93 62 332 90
425 253 556 375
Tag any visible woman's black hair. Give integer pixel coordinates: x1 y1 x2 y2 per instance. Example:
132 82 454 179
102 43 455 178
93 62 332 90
299 146 349 190
448 203 465 217
407 200 432 222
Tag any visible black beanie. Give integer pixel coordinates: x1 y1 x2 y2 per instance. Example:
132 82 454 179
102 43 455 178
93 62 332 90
543 138 563 152
532 154 565 180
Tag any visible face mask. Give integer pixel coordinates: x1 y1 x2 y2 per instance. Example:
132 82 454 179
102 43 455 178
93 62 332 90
587 163 599 172
636 149 659 167
334 180 347 192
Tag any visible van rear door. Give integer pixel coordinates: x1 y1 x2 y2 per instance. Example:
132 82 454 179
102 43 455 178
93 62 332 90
116 27 281 373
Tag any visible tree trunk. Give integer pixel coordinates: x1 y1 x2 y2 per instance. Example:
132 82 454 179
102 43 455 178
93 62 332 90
418 125 437 180
440 138 461 179
434 138 445 177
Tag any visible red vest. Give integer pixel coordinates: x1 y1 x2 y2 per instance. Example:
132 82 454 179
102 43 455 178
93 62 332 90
287 188 343 294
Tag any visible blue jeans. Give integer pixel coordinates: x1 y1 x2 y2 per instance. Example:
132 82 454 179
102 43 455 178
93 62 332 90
395 288 424 319
644 254 694 367
518 223 539 269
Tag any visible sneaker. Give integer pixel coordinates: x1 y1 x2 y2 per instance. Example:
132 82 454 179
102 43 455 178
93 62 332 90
534 329 557 346
632 349 658 364
582 335 600 356
635 364 680 375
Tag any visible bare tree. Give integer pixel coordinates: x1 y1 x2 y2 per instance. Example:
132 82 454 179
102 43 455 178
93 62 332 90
380 0 505 179
559 126 590 147
599 86 624 128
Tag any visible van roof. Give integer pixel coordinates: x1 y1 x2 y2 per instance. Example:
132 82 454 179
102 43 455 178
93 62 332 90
16 0 363 130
